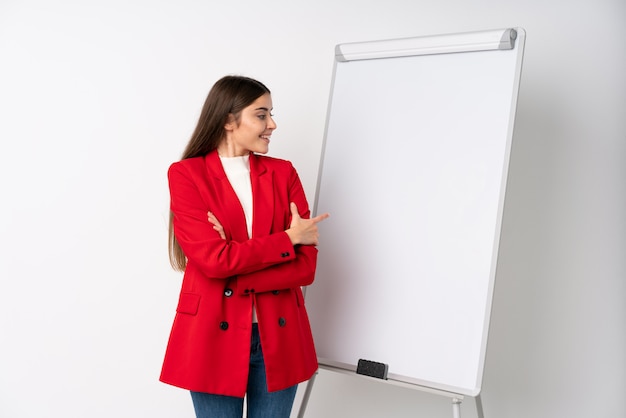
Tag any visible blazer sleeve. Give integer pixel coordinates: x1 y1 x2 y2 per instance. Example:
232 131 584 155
235 167 319 295
169 161 296 279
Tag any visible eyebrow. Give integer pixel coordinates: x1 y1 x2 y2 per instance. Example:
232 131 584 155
255 107 273 111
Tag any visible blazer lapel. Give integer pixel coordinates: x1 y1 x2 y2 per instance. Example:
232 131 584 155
204 151 249 242
250 153 274 238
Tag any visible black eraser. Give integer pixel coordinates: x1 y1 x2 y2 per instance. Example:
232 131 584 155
356 359 388 380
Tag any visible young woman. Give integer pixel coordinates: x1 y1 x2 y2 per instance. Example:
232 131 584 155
160 75 329 418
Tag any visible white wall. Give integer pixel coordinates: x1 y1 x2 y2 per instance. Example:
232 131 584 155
0 1 623 417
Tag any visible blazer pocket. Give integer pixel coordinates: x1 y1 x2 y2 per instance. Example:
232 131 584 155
176 292 201 315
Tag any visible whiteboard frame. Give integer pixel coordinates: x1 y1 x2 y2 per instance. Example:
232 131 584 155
306 27 526 402
334 28 518 62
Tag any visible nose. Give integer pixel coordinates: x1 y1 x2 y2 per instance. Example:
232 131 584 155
268 115 277 130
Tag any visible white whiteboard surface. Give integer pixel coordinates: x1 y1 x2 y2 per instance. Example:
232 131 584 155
307 28 525 396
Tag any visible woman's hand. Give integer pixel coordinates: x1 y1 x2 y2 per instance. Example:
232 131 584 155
207 211 226 240
285 202 330 246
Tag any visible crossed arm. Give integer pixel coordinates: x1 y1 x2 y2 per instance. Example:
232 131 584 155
208 202 329 246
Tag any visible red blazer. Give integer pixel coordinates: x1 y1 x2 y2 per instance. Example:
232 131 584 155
160 151 318 397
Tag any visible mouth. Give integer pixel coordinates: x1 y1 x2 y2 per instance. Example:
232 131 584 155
260 135 271 142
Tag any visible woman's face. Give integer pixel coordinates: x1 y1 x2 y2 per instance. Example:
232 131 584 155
221 93 276 156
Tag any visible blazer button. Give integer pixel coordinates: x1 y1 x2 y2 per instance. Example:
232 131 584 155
278 317 286 327
280 251 290 258
219 321 229 331
224 288 233 297
272 290 280 295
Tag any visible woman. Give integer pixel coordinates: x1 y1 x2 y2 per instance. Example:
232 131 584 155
160 75 329 418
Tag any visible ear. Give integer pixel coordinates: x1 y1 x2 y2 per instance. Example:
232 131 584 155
224 113 237 131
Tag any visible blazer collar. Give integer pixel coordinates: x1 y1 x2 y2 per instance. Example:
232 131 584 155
250 153 274 238
203 150 267 178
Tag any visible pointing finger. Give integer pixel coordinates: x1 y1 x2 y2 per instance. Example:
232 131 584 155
312 213 330 223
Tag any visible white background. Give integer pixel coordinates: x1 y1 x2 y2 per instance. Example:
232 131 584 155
0 1 624 417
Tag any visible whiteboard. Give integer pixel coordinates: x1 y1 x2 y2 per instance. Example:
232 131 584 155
307 28 525 396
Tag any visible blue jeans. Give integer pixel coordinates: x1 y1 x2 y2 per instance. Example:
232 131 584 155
190 324 297 418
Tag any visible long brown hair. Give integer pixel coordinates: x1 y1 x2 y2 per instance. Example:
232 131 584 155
168 75 271 271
